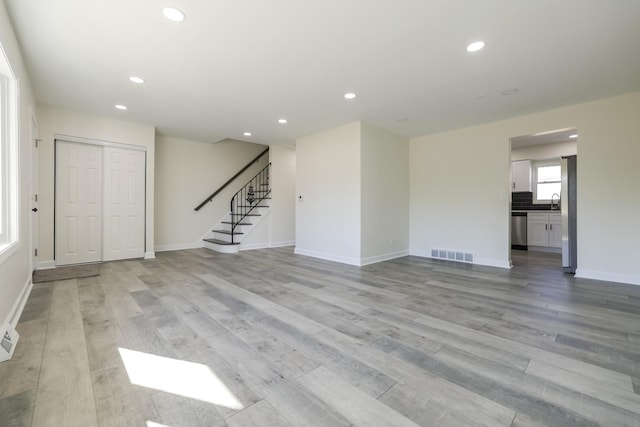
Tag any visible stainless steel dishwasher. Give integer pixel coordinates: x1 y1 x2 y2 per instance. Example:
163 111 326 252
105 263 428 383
511 212 527 250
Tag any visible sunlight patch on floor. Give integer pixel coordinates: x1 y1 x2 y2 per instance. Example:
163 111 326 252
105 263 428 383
119 347 244 409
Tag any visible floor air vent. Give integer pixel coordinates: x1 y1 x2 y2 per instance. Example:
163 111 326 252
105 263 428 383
430 248 474 264
0 323 19 363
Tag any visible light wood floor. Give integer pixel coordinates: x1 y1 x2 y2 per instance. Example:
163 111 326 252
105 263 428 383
1 247 640 426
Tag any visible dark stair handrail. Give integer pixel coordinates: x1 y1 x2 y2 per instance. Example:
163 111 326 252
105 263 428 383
194 147 269 211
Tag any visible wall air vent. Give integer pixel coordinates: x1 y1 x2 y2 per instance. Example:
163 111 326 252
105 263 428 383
430 248 474 264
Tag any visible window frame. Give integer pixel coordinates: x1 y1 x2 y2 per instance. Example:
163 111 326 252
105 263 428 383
532 159 561 204
0 48 19 263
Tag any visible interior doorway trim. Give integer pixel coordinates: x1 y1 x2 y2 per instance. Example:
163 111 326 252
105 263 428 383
54 133 147 152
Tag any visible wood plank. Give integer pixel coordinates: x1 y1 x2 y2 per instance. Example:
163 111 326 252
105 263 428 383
525 360 640 413
31 347 98 427
0 390 35 427
0 318 48 399
297 366 420 427
226 399 292 427
261 380 351 427
91 364 160 427
413 312 635 392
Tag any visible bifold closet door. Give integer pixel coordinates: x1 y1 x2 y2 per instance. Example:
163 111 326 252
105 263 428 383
102 147 145 261
55 141 103 265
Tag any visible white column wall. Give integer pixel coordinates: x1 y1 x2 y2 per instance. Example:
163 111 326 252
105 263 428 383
360 123 409 264
295 122 362 264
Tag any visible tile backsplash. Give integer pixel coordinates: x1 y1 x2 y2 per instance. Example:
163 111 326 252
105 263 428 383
512 191 553 210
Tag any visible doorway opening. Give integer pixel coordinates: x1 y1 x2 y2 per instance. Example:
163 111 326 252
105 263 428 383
509 128 578 270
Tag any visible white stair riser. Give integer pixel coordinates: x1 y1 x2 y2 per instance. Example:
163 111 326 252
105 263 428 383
203 241 239 254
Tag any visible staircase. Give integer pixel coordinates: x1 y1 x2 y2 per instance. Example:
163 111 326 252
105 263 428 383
203 163 271 253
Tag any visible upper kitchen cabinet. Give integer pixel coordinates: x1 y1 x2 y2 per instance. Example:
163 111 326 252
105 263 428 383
511 160 531 192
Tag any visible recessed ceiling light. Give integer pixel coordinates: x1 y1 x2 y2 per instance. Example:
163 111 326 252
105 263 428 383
569 134 578 138
278 119 287 124
502 88 519 96
163 7 185 22
115 104 127 110
466 41 485 52
129 76 144 84
243 132 252 137
344 92 356 100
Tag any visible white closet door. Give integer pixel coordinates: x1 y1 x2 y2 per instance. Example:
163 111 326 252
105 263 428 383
55 141 103 265
103 147 145 261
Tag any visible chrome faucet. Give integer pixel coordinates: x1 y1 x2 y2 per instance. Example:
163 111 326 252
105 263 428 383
551 193 560 210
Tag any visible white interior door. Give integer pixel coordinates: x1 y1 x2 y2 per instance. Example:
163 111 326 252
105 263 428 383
55 141 103 265
102 147 145 261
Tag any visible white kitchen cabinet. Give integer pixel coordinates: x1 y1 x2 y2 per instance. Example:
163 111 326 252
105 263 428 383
511 160 531 192
548 213 562 248
527 212 562 250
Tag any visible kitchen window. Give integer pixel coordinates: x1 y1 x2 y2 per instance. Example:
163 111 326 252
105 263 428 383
533 160 561 203
0 45 19 263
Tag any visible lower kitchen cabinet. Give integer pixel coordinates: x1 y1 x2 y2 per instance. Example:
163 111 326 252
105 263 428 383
528 212 562 250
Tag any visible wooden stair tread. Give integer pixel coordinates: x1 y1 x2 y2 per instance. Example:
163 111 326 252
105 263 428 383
213 230 243 235
237 205 270 208
203 238 239 246
221 221 252 226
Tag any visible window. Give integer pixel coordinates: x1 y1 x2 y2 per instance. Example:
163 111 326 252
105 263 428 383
533 160 561 203
0 45 18 262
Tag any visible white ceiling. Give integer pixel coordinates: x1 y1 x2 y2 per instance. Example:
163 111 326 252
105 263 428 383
4 0 640 145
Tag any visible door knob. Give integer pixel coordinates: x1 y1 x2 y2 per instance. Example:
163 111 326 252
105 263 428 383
31 208 38 212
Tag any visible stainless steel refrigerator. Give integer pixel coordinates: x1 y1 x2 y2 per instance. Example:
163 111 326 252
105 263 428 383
561 155 577 273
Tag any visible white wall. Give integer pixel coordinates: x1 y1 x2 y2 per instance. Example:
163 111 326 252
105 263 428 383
36 106 156 266
410 92 640 285
410 122 511 268
360 123 409 264
511 140 577 161
154 136 267 251
0 2 37 327
295 122 362 264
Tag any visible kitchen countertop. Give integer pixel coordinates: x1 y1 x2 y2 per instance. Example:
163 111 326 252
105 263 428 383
512 209 562 213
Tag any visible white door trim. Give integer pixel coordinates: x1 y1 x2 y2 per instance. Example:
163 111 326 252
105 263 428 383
54 133 147 152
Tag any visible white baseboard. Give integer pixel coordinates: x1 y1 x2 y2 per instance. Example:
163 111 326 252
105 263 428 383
269 240 295 248
154 243 203 252
294 248 362 266
360 250 410 266
473 257 512 269
3 276 33 328
144 251 156 259
239 240 296 251
239 242 269 251
575 268 640 286
36 260 56 270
